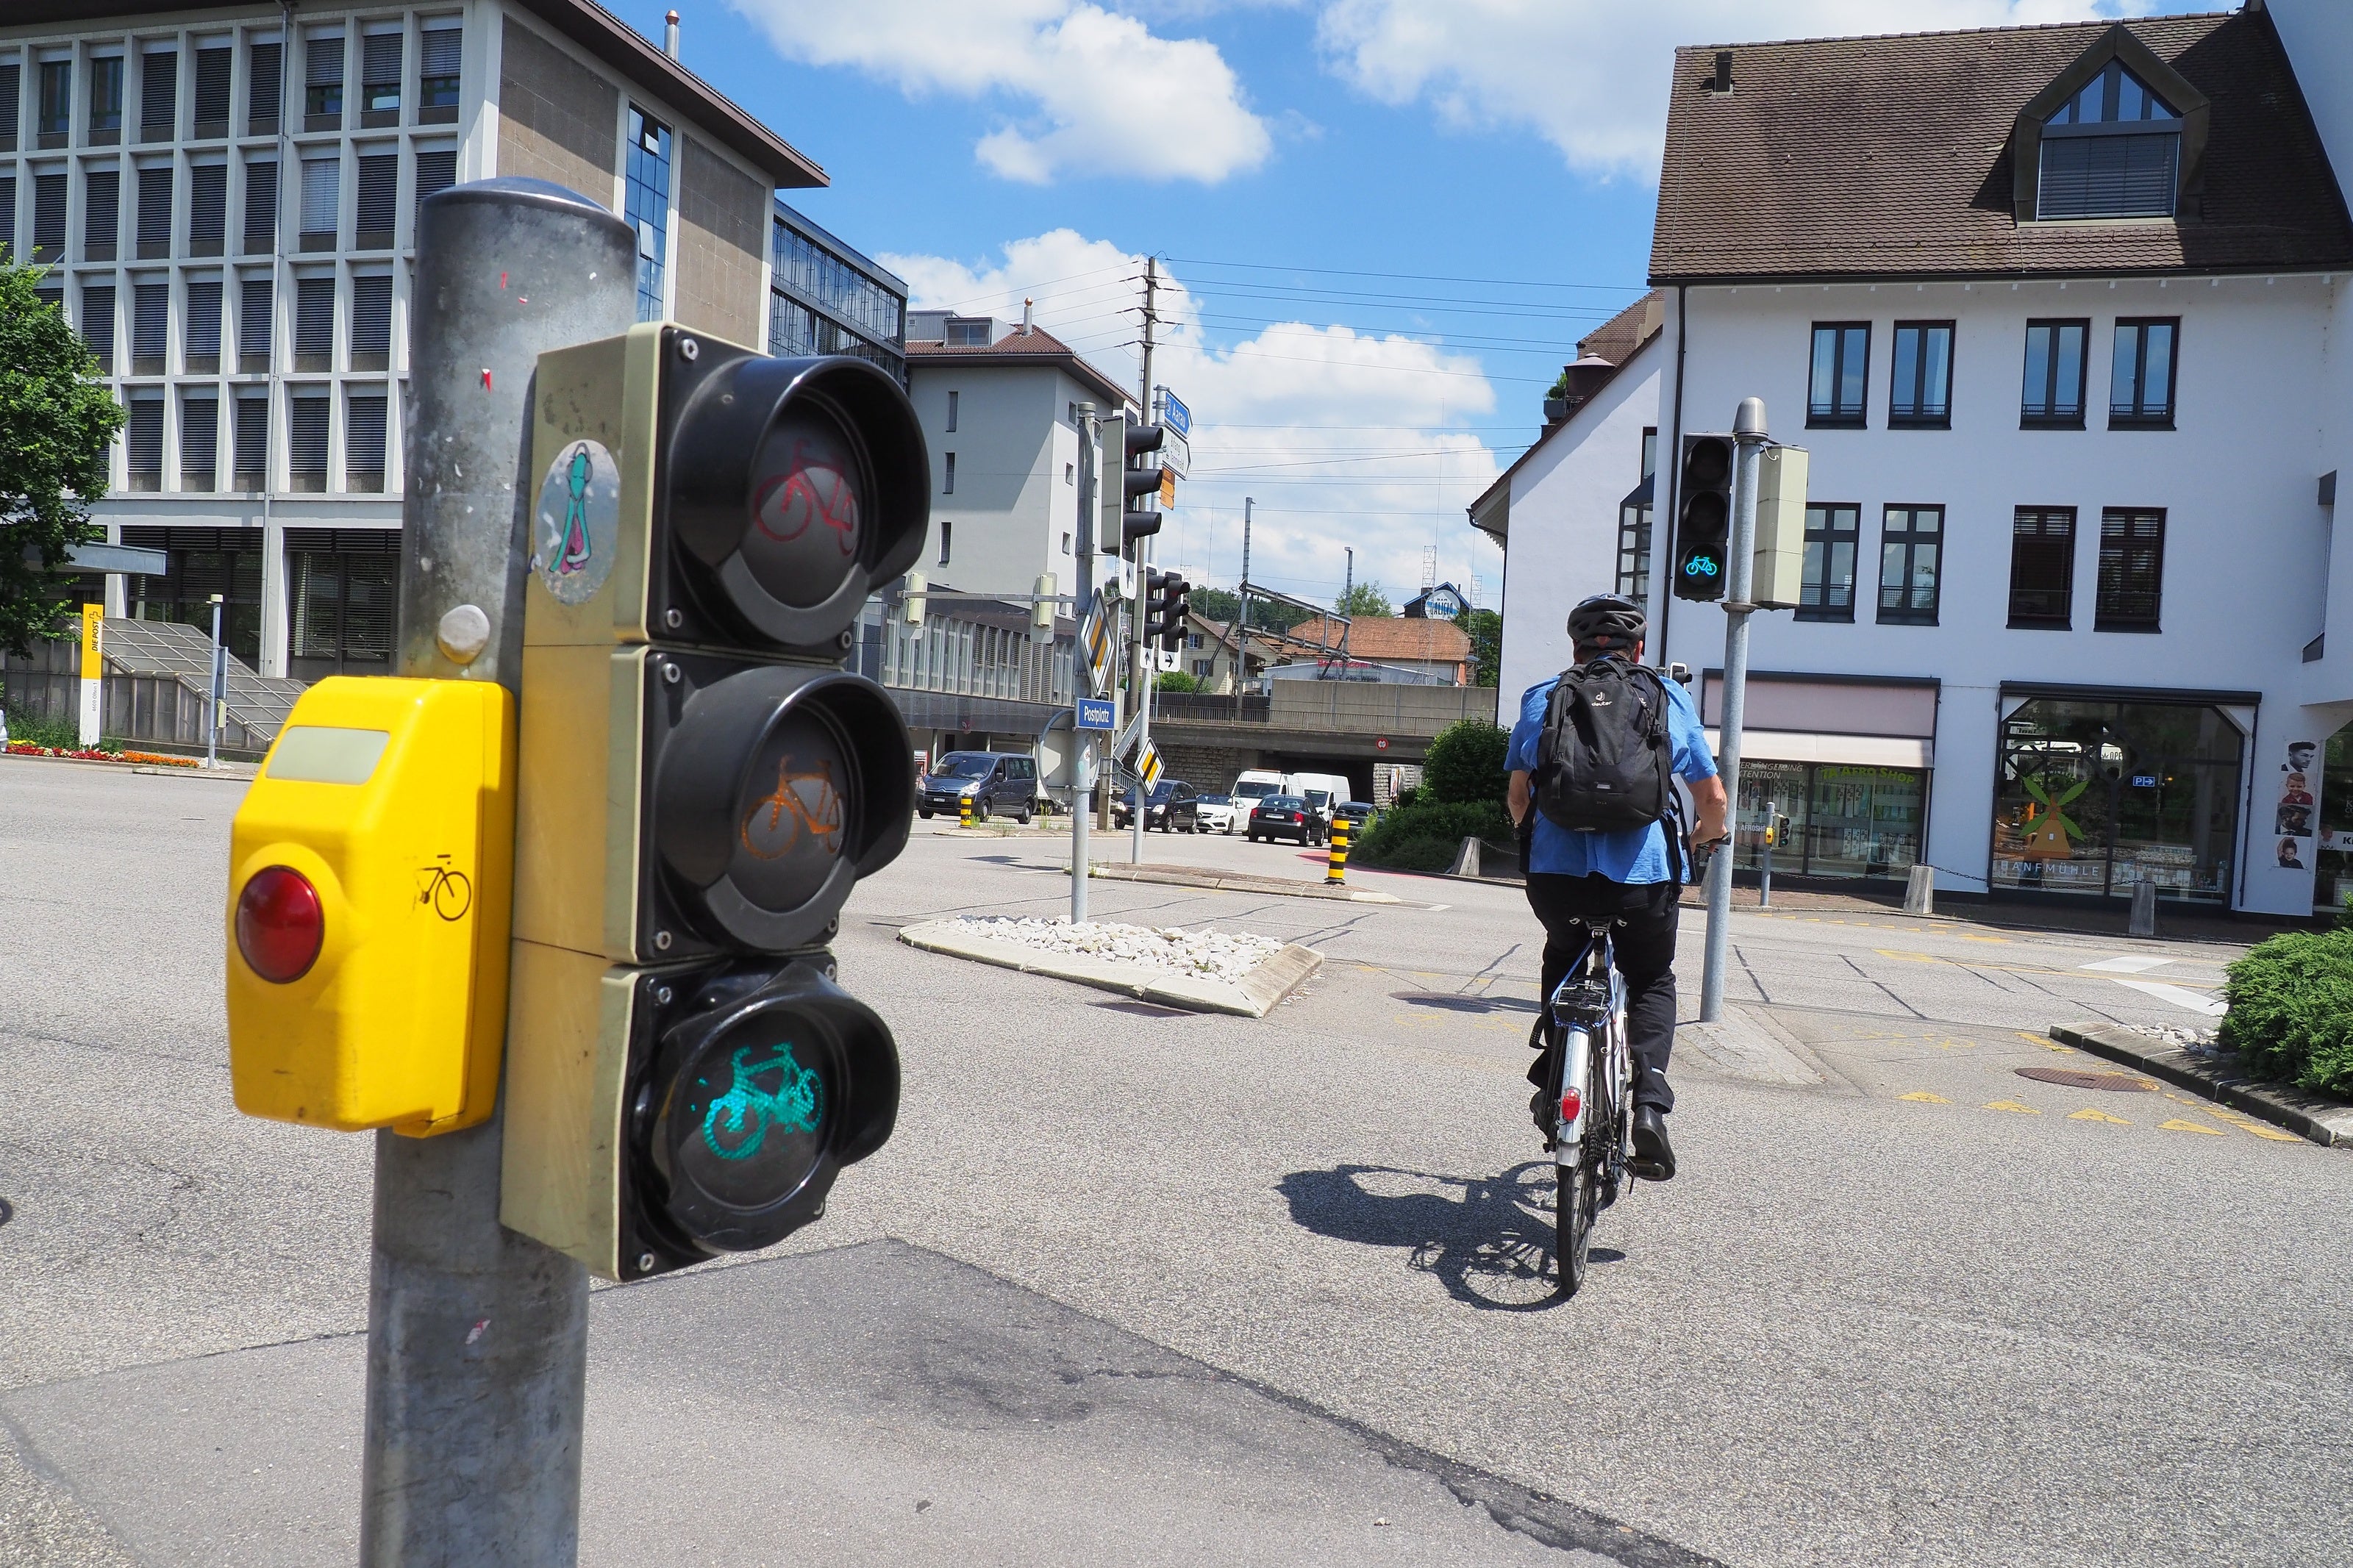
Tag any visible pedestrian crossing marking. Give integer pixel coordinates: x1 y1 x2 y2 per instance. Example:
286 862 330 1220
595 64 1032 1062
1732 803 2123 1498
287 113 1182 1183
1984 1099 2040 1114
1899 1091 1949 1103
2160 1117 2227 1136
2068 1108 2129 1124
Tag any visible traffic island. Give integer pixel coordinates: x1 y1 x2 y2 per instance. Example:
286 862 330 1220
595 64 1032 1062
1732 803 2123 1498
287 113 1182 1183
2049 1022 2353 1148
898 917 1321 1017
1085 860 1405 905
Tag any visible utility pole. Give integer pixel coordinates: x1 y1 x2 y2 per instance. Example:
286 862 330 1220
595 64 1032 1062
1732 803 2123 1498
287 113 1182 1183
1699 396 1766 1025
363 177 635 1565
1130 259 1159 865
1071 403 1096 923
1340 548 1353 672
1229 497 1252 719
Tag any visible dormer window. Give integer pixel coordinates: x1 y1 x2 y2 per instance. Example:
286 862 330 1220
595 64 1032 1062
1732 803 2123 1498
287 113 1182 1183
2039 62 2181 220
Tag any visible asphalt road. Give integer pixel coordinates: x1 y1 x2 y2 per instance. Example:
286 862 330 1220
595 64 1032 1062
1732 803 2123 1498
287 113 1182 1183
3 762 2348 1567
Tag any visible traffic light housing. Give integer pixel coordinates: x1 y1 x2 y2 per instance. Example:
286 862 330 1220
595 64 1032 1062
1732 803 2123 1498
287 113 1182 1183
1143 571 1190 652
1124 420 1168 553
502 323 923 1282
1673 433 1733 602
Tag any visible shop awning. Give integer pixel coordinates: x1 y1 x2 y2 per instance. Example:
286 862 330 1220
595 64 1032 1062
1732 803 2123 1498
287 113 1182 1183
1704 728 1932 769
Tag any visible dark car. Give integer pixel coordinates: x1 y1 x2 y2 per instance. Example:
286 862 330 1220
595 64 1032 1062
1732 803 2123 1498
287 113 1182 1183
1112 779 1200 832
1334 801 1375 828
918 751 1038 823
1247 794 1323 845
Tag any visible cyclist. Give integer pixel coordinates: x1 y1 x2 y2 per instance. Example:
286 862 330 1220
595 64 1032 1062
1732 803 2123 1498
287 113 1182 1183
1505 595 1727 1181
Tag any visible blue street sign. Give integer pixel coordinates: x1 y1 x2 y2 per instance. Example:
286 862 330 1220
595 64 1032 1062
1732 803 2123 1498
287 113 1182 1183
1157 387 1190 437
1076 698 1115 731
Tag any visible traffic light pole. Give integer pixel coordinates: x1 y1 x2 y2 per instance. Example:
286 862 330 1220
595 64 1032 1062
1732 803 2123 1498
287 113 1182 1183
1130 260 1158 866
1072 404 1096 923
365 178 635 1567
1698 395 1766 1025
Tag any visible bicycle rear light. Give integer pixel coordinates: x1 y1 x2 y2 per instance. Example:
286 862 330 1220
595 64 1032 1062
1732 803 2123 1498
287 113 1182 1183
1559 1088 1582 1124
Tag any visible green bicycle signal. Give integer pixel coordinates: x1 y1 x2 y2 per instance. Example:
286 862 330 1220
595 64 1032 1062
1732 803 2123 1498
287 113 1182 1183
700 1042 823 1162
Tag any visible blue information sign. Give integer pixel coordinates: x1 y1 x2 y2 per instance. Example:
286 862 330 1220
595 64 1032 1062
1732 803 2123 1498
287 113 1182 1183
1076 698 1115 731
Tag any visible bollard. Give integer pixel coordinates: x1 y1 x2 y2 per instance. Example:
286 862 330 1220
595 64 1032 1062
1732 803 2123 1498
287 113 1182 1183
1325 816 1351 885
959 794 974 829
1449 835 1482 878
2129 879 2157 938
1904 862 1935 916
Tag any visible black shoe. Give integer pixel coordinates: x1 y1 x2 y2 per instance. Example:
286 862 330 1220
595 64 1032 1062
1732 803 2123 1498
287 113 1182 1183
1530 1087 1552 1139
1629 1106 1676 1181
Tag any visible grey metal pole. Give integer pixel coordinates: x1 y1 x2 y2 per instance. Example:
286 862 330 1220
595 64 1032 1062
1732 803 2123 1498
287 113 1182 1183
365 176 635 1568
1072 403 1096 923
1232 498 1252 720
1130 534 1150 864
206 593 224 769
1699 395 1766 1024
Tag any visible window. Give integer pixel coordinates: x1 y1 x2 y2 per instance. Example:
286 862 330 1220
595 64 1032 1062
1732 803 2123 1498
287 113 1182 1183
2021 319 2088 427
32 172 67 262
140 50 176 141
1877 506 1941 625
624 106 671 322
414 148 456 223
294 276 334 370
82 167 119 261
242 157 276 254
1064 462 1074 484
2038 61 2181 221
1807 323 1869 426
1641 426 1659 482
181 393 218 489
246 39 282 136
288 390 329 492
193 46 230 138
0 62 18 152
135 165 171 257
2009 508 2077 629
88 56 124 140
78 284 115 373
185 276 222 372
360 32 401 123
286 529 397 678
2096 508 2164 631
347 391 387 491
419 28 462 121
0 175 12 258
299 157 338 250
354 153 396 249
1798 503 1859 622
946 390 958 432
938 520 952 566
189 162 226 254
351 274 392 370
943 452 956 495
2110 318 2177 429
1616 495 1652 609
304 32 343 130
238 276 271 371
132 282 167 373
946 317 991 346
38 60 69 146
126 394 163 489
232 394 268 488
1888 322 1953 427
1061 531 1071 555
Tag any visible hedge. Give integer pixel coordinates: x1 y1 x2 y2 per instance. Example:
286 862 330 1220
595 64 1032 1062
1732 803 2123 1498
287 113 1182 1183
1350 797 1515 873
1421 718 1510 805
2215 928 2353 1097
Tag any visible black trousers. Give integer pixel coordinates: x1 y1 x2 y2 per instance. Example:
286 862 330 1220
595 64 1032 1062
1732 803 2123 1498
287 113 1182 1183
1524 872 1679 1113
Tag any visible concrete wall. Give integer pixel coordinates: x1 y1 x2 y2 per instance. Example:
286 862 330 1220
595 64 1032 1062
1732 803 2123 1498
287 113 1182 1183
495 16 615 200
673 133 764 346
905 362 1100 597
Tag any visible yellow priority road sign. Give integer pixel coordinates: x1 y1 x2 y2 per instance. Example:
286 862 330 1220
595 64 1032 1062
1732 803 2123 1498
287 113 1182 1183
1081 606 1115 697
1132 737 1163 792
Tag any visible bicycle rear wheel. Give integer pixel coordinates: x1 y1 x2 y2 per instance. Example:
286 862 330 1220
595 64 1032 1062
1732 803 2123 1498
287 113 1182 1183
1556 1155 1599 1296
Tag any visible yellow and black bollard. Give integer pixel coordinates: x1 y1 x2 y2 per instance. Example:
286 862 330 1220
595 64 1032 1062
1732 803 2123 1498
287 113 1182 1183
959 793 974 829
1325 815 1351 885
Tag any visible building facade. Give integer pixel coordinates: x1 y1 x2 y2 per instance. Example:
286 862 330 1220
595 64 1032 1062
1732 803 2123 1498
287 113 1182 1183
1492 3 2353 917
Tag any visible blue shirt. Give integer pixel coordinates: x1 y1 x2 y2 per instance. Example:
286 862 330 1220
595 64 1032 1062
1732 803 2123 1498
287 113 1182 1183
1507 666 1718 884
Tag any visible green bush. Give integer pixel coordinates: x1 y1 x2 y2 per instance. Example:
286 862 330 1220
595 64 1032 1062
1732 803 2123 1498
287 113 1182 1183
2216 928 2353 1096
1421 718 1510 805
1352 797 1514 873
1390 785 1420 810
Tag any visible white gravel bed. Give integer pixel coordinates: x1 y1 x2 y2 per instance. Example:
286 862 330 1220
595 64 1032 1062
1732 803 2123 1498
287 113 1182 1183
940 916 1285 983
2123 1022 2221 1050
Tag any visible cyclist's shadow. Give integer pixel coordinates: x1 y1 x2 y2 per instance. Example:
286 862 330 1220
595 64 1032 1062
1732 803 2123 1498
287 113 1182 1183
1276 1161 1624 1313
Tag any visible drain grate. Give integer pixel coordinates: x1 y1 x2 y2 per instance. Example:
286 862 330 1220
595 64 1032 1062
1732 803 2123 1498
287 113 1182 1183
2015 1067 2157 1092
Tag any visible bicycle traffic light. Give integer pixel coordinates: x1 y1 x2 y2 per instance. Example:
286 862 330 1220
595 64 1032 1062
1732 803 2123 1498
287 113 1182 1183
1124 420 1168 553
1673 433 1733 602
501 323 923 1282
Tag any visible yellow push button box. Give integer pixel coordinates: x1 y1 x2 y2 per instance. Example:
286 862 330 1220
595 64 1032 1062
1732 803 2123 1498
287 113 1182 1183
227 676 515 1135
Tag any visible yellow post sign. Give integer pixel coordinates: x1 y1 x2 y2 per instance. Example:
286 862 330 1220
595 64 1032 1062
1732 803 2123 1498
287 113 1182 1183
78 604 104 747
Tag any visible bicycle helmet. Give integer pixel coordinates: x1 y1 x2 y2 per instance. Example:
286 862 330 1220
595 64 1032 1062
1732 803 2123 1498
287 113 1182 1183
1565 593 1647 653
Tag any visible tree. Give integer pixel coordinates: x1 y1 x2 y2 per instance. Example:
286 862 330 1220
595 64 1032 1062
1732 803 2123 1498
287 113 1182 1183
0 262 124 656
1421 717 1510 805
1335 580 1392 618
1460 608 1501 688
1154 669 1200 694
1189 586 1311 634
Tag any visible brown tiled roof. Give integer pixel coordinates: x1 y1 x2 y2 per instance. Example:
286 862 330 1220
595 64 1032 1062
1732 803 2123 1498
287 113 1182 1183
1285 615 1470 666
1577 292 1666 365
1650 10 2353 282
905 327 1132 407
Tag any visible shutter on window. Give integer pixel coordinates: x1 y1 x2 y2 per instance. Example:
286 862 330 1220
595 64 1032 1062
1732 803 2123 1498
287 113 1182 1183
133 283 168 370
84 168 119 259
190 162 226 251
300 158 338 240
351 273 392 362
127 395 164 479
362 34 400 97
34 173 65 259
0 65 18 151
421 29 462 79
79 286 115 371
2040 134 2177 220
307 36 343 91
354 154 396 247
238 277 271 365
186 278 222 361
0 176 14 257
142 51 176 138
247 41 282 133
182 394 219 482
414 149 456 221
243 159 276 251
193 47 230 135
347 393 387 489
288 393 330 487
234 395 268 482
295 276 334 368
138 165 172 254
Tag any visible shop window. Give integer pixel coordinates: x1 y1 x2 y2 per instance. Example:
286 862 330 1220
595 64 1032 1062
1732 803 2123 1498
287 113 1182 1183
2021 320 2088 428
1993 697 2242 902
2312 732 2353 915
1888 321 1953 428
2008 508 2076 629
121 525 266 668
1877 506 1940 626
1729 760 1923 881
2096 507 2163 631
1807 323 1868 427
1798 503 1858 623
2109 318 2177 429
287 529 399 681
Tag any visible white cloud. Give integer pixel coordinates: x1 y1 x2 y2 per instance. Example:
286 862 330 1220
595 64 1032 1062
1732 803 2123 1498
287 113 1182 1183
1315 0 2157 178
729 0 1272 183
882 234 1505 613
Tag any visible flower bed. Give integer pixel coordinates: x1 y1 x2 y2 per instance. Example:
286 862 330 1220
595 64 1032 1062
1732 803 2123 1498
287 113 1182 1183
4 740 198 767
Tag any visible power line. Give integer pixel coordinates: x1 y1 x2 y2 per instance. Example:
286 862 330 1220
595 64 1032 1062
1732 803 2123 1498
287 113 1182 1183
1164 254 1646 293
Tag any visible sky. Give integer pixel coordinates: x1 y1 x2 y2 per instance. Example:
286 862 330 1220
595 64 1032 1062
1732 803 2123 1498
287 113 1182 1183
614 0 2205 613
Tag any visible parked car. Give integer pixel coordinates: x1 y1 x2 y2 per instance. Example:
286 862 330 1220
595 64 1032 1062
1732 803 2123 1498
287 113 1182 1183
1193 793 1242 834
1248 794 1324 845
1334 800 1375 829
1113 779 1200 832
918 751 1038 823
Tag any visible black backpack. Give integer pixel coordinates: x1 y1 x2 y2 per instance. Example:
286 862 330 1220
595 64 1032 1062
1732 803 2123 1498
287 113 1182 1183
1532 658 1679 839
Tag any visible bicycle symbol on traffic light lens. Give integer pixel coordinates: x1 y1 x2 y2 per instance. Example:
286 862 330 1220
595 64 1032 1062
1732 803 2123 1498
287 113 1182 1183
1682 556 1722 578
740 756 846 861
699 1042 822 1161
751 443 860 557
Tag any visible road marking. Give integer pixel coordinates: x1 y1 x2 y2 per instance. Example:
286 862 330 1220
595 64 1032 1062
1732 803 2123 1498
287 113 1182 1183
2080 954 2172 974
2201 1106 2306 1143
1961 934 2011 944
1874 949 1940 963
2160 1117 2227 1136
1899 1091 1950 1103
1984 1099 2041 1114
2016 1031 2074 1053
2068 1108 2130 1124
2110 978 2227 1017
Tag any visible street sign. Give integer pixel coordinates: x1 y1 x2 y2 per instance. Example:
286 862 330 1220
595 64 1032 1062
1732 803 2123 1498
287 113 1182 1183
1155 386 1190 438
1159 467 1176 507
1132 737 1164 792
1076 697 1114 731
1081 606 1115 696
1159 424 1189 479
1375 737 1390 751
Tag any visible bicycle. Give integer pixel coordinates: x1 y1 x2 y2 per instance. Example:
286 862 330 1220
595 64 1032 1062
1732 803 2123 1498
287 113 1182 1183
1543 917 1633 1297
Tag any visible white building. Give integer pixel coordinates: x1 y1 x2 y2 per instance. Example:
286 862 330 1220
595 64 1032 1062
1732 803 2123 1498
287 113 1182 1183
1487 2 2353 917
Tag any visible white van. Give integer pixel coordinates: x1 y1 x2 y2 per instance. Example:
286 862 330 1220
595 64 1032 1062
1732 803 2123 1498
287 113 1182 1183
1232 769 1287 806
1287 772 1354 832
